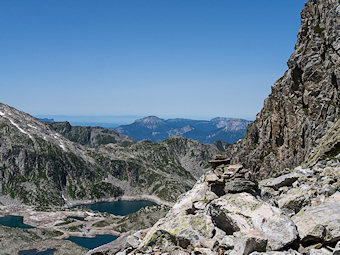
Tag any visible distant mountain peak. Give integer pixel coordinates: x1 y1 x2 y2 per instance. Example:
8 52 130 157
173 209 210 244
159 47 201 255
135 116 165 124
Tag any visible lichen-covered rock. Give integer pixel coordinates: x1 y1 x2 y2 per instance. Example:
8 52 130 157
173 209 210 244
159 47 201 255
278 186 315 214
141 210 215 248
209 193 298 251
293 201 340 243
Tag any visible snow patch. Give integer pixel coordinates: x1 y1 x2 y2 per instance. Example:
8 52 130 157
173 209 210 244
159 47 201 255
86 211 95 216
28 124 38 129
61 193 67 202
0 111 4 116
8 119 33 140
53 134 67 151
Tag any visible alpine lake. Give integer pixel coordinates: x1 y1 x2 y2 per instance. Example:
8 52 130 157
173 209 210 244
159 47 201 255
0 200 157 252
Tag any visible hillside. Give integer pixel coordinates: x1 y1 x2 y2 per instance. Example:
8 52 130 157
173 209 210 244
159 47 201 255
116 116 251 144
0 103 218 206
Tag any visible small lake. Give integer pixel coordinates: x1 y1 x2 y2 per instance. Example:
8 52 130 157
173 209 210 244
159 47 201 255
67 235 117 250
0 215 34 229
73 200 156 215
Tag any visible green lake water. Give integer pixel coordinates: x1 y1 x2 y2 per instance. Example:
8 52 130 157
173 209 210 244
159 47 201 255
72 199 156 215
0 215 34 229
67 235 118 250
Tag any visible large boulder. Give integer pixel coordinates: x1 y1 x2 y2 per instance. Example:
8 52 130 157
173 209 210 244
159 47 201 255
209 193 298 251
141 210 216 248
263 173 300 190
292 200 340 244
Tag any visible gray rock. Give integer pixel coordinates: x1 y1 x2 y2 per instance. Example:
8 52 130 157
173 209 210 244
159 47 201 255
293 202 340 243
264 173 299 190
234 230 267 255
334 241 340 255
209 192 298 251
224 179 257 194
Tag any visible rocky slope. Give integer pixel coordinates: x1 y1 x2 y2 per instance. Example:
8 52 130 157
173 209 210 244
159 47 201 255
227 0 339 179
92 156 340 255
0 103 218 206
48 121 135 148
116 116 251 144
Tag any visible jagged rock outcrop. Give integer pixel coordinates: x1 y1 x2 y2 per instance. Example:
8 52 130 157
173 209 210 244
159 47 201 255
0 103 218 206
227 0 339 179
48 121 136 148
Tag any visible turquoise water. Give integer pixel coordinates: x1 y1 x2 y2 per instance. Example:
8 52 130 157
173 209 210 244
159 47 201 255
67 235 117 250
0 215 34 229
73 200 156 215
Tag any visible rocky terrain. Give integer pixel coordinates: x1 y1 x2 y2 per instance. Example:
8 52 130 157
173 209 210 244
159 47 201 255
90 157 340 255
0 103 218 206
48 121 136 148
226 0 340 179
116 116 251 144
85 0 340 254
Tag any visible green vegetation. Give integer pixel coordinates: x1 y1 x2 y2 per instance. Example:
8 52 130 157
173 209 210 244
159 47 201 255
298 47 304 54
65 225 83 232
55 218 75 226
92 220 111 227
313 25 325 34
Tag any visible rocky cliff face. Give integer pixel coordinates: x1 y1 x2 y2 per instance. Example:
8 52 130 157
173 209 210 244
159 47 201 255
227 0 339 179
0 103 218 206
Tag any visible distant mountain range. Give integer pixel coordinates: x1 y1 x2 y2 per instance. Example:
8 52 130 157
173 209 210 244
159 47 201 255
116 116 252 144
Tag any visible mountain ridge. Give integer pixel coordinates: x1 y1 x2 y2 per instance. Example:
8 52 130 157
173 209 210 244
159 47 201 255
0 102 219 206
116 116 251 144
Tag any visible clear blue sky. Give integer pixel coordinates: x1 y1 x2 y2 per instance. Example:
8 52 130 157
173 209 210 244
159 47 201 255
0 0 306 121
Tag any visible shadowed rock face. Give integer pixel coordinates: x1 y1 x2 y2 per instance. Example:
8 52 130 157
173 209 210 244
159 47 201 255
227 0 340 179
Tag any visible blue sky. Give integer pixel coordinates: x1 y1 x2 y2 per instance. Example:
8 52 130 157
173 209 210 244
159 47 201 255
0 0 306 121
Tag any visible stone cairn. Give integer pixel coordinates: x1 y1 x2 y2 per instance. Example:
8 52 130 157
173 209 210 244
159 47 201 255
207 154 258 196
